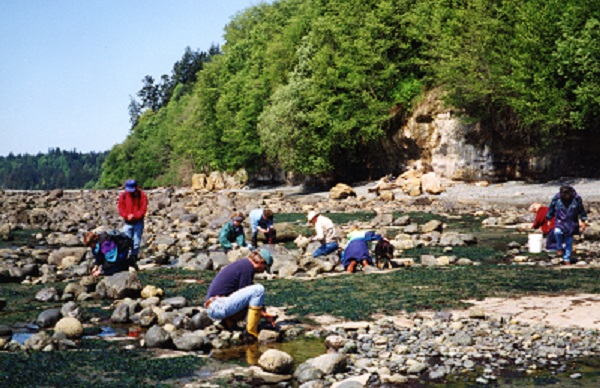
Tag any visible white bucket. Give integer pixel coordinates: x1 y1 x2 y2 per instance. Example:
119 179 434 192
528 233 543 253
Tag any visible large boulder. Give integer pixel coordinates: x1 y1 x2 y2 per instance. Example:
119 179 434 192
96 272 142 299
145 325 173 348
421 172 445 194
258 349 294 375
54 317 84 339
329 183 356 200
48 247 87 267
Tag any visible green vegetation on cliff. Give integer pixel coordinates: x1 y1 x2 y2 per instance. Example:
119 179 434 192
100 0 600 188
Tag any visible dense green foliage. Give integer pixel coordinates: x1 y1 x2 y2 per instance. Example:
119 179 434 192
0 148 107 190
96 0 600 187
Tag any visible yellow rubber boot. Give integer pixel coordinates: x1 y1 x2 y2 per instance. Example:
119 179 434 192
246 306 262 339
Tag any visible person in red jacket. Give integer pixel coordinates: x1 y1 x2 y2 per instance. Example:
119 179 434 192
118 179 148 262
529 202 558 251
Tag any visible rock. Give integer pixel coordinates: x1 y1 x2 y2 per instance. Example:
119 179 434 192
305 353 347 374
60 301 82 319
0 325 12 341
329 183 356 200
47 247 87 267
54 317 83 339
325 335 346 351
379 191 395 201
161 296 187 309
191 310 213 330
96 272 142 299
111 303 131 324
24 331 52 351
35 287 60 302
258 349 294 374
421 220 443 233
421 172 445 194
294 362 324 384
36 308 61 328
172 332 209 351
144 325 172 348
258 329 279 344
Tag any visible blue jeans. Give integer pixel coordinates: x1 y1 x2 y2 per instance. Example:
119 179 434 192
313 242 339 258
553 228 574 262
122 220 144 256
207 284 265 320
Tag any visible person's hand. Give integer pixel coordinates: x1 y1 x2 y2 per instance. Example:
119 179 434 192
261 311 277 327
231 243 238 248
581 222 587 233
127 214 134 221
91 266 102 277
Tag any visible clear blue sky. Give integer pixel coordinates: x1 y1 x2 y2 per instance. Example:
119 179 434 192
0 0 265 156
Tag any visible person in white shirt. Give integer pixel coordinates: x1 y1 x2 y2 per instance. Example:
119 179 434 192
307 210 339 257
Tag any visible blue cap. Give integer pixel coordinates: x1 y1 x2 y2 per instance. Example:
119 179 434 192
125 180 137 192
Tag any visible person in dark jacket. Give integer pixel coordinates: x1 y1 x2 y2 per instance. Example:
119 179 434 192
118 179 148 261
546 186 587 264
83 231 133 276
205 249 276 340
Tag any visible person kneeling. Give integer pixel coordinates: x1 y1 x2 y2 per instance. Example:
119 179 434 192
83 231 135 277
204 249 276 340
342 228 384 273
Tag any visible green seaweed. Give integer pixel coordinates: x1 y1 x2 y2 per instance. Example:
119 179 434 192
0 340 206 387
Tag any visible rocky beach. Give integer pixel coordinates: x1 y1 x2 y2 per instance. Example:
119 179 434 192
1 177 600 386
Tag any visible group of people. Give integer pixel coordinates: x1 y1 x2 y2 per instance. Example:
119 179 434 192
83 179 148 276
218 208 276 252
83 180 589 342
529 185 587 264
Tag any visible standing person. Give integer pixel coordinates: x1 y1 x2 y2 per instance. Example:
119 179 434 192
546 186 587 264
307 211 339 257
528 202 558 250
249 208 276 248
205 248 276 340
219 213 246 252
118 179 148 262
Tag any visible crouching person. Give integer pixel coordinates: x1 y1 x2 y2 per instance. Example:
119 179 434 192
205 248 276 341
342 228 385 273
83 231 135 277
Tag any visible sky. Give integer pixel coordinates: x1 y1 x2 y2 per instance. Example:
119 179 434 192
0 0 266 157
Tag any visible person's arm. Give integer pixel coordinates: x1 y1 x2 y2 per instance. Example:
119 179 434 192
236 230 246 246
133 191 148 220
546 197 557 220
578 198 588 233
532 209 546 229
219 223 233 249
117 192 128 219
312 219 324 241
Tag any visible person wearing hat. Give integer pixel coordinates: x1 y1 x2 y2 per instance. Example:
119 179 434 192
219 212 247 252
205 248 276 340
249 208 276 248
118 179 148 262
307 210 339 257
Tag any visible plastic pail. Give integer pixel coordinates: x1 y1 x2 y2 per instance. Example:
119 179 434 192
528 233 543 253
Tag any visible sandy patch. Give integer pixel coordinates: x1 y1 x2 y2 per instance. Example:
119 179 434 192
455 294 600 330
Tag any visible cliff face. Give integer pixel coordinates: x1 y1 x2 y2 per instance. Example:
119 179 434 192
372 90 600 183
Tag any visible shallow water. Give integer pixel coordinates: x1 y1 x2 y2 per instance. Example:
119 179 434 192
211 335 325 366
